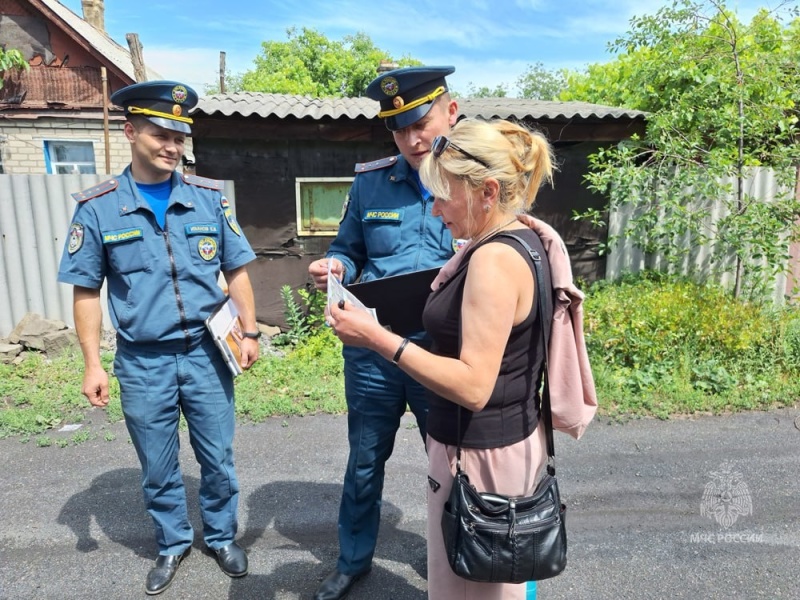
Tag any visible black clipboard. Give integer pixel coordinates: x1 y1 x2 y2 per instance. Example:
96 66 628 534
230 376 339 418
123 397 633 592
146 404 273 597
346 267 439 336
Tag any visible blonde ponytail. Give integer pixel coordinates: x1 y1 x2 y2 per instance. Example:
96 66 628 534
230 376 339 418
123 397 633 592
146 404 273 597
419 118 555 214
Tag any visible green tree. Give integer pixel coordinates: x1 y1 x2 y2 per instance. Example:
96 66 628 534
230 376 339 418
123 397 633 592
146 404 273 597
465 82 509 97
560 53 651 108
569 0 800 299
0 48 29 91
215 28 420 97
516 62 568 100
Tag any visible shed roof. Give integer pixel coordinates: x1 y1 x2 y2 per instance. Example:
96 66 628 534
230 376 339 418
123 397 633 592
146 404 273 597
194 92 647 122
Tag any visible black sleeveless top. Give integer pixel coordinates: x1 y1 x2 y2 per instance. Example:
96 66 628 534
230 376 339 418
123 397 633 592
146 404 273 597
422 228 551 449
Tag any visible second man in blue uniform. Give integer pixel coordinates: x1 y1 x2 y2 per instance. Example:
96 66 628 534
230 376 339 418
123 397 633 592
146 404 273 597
308 65 460 600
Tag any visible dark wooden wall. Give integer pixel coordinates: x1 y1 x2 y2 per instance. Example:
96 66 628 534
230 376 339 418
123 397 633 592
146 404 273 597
534 141 610 285
192 115 614 326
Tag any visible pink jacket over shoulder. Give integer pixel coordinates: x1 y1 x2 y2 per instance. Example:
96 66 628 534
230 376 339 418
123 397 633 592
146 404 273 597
431 216 598 440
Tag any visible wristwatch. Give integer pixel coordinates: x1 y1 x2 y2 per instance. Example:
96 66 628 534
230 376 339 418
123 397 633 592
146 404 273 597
241 330 261 339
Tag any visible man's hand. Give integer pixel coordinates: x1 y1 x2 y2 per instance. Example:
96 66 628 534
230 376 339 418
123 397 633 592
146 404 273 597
308 258 345 291
82 365 110 407
239 337 260 370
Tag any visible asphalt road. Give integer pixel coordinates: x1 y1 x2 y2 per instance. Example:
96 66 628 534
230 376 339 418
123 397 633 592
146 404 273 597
1 408 798 599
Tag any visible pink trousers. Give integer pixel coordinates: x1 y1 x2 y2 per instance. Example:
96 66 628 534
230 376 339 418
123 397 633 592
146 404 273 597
426 424 548 600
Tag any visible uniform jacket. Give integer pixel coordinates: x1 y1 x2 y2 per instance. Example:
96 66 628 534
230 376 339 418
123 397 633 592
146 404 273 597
57 167 256 349
327 154 454 285
431 216 597 440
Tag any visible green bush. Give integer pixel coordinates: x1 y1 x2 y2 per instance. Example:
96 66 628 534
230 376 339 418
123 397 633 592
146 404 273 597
781 316 800 369
585 271 800 416
271 285 328 348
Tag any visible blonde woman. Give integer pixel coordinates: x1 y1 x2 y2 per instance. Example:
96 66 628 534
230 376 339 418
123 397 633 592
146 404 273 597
329 119 559 599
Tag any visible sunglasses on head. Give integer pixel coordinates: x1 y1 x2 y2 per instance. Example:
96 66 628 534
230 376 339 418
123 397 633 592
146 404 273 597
431 135 491 169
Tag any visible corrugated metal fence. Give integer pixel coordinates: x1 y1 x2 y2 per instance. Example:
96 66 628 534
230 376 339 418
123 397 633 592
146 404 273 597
605 168 795 303
0 174 235 338
1 170 795 338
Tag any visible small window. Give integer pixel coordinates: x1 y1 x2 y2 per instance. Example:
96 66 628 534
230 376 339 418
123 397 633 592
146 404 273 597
44 140 96 174
296 177 353 236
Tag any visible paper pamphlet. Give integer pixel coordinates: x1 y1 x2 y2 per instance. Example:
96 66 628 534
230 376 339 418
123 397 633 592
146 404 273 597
204 296 244 377
327 265 378 321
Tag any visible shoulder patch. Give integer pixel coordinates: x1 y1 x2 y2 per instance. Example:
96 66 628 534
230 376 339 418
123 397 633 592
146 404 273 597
355 156 398 173
182 173 224 191
71 178 119 203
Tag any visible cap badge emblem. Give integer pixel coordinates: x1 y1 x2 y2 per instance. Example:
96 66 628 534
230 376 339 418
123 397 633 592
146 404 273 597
380 76 399 96
172 85 188 103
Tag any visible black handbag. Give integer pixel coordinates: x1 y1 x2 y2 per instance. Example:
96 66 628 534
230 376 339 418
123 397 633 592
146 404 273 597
441 231 568 583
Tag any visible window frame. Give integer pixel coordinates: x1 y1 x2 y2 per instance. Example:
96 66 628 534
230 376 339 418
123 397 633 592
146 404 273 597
295 177 354 237
43 139 97 175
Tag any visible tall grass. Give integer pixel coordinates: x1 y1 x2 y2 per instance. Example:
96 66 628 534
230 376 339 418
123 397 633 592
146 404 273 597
2 272 798 439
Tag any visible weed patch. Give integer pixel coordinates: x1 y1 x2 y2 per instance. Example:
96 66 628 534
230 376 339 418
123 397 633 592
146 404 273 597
0 349 120 439
3 272 798 440
586 272 800 417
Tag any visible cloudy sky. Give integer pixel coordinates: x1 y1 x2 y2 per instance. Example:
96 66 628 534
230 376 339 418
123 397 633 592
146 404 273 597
59 0 777 95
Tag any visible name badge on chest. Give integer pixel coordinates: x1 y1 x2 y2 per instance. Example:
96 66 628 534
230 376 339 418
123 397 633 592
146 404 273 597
102 228 144 244
363 209 404 223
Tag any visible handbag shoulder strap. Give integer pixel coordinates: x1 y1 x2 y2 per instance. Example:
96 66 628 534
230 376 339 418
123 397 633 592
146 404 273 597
455 229 557 475
495 231 557 474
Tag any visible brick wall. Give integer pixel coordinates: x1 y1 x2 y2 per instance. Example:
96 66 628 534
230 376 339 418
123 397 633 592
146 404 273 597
0 117 193 175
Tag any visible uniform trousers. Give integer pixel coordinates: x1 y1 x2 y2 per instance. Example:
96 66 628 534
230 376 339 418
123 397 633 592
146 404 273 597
114 336 239 555
336 346 429 575
426 424 548 600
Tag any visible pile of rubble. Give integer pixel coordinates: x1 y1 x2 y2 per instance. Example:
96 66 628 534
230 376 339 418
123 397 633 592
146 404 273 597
0 313 79 365
1 314 283 365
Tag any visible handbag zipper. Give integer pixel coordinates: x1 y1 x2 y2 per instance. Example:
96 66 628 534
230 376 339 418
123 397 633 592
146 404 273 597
467 511 562 537
463 509 563 558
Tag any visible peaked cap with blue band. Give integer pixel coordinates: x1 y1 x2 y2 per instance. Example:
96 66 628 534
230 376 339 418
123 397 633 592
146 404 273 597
110 80 199 134
366 66 455 131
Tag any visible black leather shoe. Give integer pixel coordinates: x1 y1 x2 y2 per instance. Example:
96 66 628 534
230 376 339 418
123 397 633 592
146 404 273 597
212 541 248 577
313 569 369 600
145 547 191 595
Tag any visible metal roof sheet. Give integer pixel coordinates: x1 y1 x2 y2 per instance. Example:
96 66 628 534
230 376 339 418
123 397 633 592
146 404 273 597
458 97 647 120
195 92 377 119
194 92 647 122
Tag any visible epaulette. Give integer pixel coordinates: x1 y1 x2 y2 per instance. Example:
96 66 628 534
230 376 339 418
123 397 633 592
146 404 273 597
182 173 224 191
71 178 119 203
355 156 398 173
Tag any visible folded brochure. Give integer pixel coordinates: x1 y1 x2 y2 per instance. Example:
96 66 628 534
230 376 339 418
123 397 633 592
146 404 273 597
205 296 244 377
327 265 378 321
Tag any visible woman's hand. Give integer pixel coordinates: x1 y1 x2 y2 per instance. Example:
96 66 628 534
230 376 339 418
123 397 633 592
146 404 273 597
327 300 388 350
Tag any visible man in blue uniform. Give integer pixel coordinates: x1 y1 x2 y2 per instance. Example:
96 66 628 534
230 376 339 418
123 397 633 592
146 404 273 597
308 66 459 600
57 81 260 595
